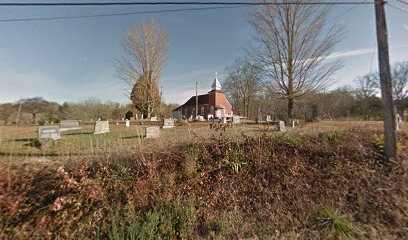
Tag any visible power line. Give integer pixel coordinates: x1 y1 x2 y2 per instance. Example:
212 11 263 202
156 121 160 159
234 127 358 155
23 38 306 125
326 0 370 25
0 1 375 7
387 3 408 13
0 6 241 22
394 0 408 6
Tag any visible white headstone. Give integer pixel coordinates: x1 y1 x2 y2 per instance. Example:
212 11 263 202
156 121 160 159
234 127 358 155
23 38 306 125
125 120 130 127
266 115 272 122
38 126 61 140
145 127 160 138
278 121 286 132
150 116 158 122
60 120 80 129
162 119 175 129
198 116 205 121
94 121 110 134
396 114 403 131
232 115 241 124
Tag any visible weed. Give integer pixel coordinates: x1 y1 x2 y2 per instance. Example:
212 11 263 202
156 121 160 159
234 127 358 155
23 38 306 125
112 166 136 181
222 143 247 174
319 130 346 144
107 199 196 240
316 206 358 238
284 135 301 147
182 146 201 179
372 134 404 153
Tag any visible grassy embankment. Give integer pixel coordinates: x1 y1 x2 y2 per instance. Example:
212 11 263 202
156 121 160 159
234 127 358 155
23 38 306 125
0 121 407 239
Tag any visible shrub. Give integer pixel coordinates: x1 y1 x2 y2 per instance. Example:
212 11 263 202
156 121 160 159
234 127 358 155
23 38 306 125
107 199 197 240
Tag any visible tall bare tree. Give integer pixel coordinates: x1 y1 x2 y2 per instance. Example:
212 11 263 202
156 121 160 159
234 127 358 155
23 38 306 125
249 0 342 119
364 62 408 119
116 18 169 118
390 62 408 118
224 58 262 117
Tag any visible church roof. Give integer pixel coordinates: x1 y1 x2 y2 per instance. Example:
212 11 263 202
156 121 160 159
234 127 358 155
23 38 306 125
173 94 209 111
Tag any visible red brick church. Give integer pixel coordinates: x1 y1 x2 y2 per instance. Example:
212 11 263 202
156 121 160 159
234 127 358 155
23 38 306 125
173 74 233 120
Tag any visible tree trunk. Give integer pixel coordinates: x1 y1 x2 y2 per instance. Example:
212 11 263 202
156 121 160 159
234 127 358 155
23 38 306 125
32 113 37 124
288 98 294 120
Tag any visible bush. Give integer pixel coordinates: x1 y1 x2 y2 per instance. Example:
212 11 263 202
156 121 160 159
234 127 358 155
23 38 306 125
108 199 197 240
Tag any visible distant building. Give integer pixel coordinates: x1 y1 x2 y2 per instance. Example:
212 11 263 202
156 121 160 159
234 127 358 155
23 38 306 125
173 74 233 120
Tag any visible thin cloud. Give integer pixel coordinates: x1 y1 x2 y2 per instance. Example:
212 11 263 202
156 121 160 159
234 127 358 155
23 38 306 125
326 48 375 60
404 24 408 31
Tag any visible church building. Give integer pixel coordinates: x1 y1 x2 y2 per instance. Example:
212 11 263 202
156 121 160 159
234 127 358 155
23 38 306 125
173 74 233 120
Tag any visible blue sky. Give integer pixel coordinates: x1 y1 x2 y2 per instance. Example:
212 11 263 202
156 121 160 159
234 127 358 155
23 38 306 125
0 0 408 105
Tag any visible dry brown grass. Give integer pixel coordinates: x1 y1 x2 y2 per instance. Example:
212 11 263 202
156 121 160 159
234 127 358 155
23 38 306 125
0 121 407 239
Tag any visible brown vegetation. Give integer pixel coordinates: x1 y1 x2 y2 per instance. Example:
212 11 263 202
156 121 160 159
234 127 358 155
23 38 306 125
0 122 407 239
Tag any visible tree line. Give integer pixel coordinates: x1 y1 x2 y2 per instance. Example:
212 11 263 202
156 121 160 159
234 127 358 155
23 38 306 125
0 97 179 125
223 59 408 121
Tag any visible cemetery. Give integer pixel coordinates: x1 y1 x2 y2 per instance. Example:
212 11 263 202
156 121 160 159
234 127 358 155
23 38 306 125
1 2 408 239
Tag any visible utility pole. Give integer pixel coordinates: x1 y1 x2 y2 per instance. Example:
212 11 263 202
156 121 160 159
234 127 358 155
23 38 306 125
159 85 163 118
16 97 23 125
374 0 397 160
195 81 198 119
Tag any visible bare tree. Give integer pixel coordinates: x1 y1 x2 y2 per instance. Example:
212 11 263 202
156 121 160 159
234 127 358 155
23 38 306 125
249 0 342 119
354 73 379 100
361 62 408 119
116 18 169 118
224 58 262 117
391 62 408 118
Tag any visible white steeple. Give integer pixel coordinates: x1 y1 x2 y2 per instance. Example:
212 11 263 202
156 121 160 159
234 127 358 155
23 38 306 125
211 72 222 91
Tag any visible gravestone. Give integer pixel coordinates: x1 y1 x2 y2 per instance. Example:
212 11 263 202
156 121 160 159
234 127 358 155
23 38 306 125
312 104 318 120
60 120 81 132
125 120 130 127
94 121 110 134
291 120 298 128
60 120 80 129
232 115 241 124
266 115 272 122
145 127 160 138
150 116 158 122
198 116 205 121
396 113 403 131
38 126 61 140
162 119 175 129
278 121 286 132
